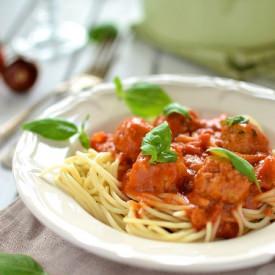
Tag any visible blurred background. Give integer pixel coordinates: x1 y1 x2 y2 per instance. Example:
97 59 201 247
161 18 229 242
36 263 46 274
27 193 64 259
1 0 275 208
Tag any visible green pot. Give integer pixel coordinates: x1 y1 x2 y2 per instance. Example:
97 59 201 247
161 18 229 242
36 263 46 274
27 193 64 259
135 0 275 79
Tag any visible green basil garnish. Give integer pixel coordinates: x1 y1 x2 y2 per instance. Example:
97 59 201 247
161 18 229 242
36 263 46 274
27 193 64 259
163 102 190 118
224 115 249 126
88 23 118 42
114 77 172 118
23 117 91 149
141 122 177 164
78 115 90 149
22 118 78 141
0 253 47 275
207 147 261 191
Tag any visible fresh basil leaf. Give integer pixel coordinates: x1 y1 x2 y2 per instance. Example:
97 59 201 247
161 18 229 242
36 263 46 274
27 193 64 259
158 150 178 163
141 122 177 164
22 118 78 141
207 147 261 191
79 131 90 149
163 102 190 118
78 115 90 149
88 23 118 42
114 76 124 99
113 77 172 118
141 143 158 163
142 122 171 152
0 253 48 275
224 115 249 126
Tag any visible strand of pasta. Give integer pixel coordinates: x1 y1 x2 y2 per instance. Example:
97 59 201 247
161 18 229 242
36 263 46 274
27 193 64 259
257 189 275 201
137 198 191 211
58 172 106 222
89 166 125 211
123 217 192 228
86 164 127 229
140 202 182 222
125 202 163 240
242 205 266 220
56 152 128 229
232 209 244 237
211 215 221 241
237 205 271 229
125 201 205 242
205 222 213 242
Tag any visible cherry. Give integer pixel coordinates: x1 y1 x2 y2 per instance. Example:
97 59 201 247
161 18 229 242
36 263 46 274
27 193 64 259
2 57 38 93
0 44 5 74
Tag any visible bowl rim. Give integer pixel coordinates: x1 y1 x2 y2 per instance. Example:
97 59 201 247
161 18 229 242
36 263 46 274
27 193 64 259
13 74 275 273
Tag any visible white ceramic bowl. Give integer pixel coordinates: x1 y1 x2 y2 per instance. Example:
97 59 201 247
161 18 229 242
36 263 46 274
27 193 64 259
13 75 275 273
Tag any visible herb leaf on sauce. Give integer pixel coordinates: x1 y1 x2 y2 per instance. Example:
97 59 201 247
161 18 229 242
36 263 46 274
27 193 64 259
141 122 177 164
0 253 48 275
207 147 261 191
224 115 249 126
114 77 172 118
163 102 190 118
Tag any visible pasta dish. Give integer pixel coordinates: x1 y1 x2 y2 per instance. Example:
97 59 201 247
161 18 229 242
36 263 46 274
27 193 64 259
47 106 275 242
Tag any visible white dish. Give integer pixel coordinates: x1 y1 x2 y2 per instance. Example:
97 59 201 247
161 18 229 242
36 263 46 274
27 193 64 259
13 75 275 273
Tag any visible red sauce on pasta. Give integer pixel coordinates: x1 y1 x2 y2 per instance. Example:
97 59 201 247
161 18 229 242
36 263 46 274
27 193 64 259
90 111 274 239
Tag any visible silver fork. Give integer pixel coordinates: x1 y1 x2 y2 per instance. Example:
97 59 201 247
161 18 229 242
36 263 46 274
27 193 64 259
0 37 119 170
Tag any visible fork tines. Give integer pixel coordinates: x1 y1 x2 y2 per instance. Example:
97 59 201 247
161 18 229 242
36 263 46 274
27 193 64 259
86 36 119 79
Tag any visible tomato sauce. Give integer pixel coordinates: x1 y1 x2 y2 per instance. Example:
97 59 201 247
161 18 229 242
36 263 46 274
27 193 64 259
90 111 273 239
113 117 152 161
123 154 188 195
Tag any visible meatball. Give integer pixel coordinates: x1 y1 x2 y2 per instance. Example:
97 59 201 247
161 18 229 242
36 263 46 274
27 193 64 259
256 155 275 190
90 131 115 153
154 110 201 138
191 156 250 204
189 200 239 238
189 207 208 230
216 221 239 239
188 157 251 239
123 154 188 196
237 152 267 165
184 154 204 172
200 114 227 131
221 122 269 154
113 117 152 161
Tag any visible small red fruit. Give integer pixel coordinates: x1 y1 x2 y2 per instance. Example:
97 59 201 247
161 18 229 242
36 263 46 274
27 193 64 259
2 57 38 93
0 44 5 74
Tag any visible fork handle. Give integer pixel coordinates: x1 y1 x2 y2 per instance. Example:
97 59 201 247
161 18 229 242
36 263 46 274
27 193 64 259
0 74 101 146
0 93 54 145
